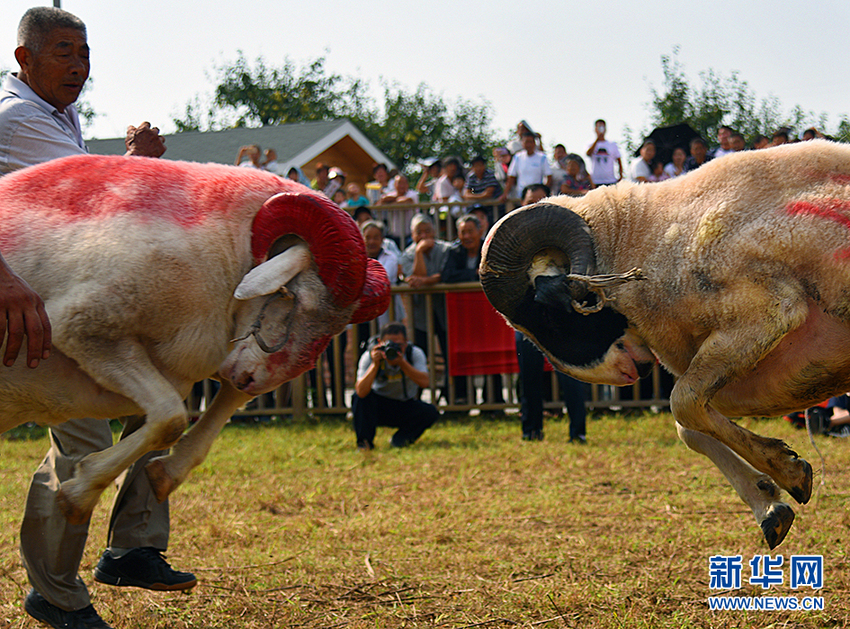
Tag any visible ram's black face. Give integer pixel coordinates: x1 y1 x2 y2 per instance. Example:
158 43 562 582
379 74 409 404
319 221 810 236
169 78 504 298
479 200 656 386
511 280 655 386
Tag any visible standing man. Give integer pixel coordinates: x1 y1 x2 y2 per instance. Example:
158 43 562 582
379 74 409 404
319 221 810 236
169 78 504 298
1 7 194 629
585 119 623 186
500 132 552 201
513 185 586 443
235 144 261 168
377 174 419 246
261 148 280 174
353 322 439 450
549 144 569 194
361 220 403 329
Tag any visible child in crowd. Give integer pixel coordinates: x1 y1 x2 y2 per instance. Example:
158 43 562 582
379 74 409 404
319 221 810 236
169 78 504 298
649 160 669 182
492 147 512 187
344 183 370 209
332 188 347 207
449 173 465 215
560 157 593 196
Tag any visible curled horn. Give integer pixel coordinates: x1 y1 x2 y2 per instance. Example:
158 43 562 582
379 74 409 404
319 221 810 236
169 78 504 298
350 258 392 324
251 192 366 307
480 202 597 322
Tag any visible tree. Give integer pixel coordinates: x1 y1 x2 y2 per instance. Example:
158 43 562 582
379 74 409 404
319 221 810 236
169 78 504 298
354 82 496 171
172 54 497 174
173 53 369 131
636 48 845 151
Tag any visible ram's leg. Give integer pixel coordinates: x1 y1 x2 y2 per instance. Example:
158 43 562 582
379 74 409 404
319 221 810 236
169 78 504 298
677 422 795 549
670 322 812 505
56 340 189 524
146 381 254 502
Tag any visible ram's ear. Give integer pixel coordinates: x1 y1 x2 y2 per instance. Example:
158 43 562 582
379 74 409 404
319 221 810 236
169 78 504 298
234 244 310 300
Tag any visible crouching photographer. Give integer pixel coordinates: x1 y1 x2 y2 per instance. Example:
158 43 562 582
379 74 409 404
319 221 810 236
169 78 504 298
353 322 439 450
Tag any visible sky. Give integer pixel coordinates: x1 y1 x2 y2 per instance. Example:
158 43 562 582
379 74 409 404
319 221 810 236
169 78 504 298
2 0 850 165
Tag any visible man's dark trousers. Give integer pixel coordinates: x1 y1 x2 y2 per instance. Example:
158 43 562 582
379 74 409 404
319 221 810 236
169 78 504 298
516 332 586 439
353 391 439 447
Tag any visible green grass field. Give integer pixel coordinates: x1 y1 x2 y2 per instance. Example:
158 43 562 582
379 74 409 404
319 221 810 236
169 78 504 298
1 411 848 628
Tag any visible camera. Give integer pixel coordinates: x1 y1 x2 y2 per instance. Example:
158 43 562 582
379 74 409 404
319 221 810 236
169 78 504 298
382 340 402 361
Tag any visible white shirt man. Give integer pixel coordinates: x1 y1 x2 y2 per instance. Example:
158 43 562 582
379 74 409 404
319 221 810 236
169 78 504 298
586 119 623 186
502 133 552 199
0 73 86 174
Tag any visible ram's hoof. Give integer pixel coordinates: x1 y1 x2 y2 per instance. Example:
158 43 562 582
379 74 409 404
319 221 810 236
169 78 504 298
787 458 813 505
56 483 94 525
145 457 175 503
760 503 795 550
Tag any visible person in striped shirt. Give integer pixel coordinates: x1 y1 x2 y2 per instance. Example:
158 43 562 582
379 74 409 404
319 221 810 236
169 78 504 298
463 154 502 203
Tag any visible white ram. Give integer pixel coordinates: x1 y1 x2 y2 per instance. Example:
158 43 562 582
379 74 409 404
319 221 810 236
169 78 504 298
481 140 850 548
0 154 389 523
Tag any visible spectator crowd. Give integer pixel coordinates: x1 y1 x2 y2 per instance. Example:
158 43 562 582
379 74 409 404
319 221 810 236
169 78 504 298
235 118 828 257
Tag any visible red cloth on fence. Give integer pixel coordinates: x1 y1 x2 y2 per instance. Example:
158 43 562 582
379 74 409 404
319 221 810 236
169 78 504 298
445 291 520 376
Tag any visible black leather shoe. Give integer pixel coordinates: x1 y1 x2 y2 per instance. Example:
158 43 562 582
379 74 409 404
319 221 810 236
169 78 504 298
25 589 113 629
93 547 197 591
389 435 410 448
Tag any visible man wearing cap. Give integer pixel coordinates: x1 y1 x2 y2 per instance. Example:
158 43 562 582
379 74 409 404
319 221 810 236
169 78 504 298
415 157 442 201
1 7 193 628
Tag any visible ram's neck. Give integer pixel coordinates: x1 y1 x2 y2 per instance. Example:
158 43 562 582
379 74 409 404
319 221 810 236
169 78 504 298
570 182 659 275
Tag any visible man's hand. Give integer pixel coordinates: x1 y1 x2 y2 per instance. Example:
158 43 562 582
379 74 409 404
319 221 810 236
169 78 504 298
405 275 425 288
125 122 166 158
415 238 435 254
370 344 385 364
0 259 51 368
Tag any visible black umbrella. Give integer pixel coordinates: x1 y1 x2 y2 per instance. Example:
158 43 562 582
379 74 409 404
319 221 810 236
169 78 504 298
636 123 701 165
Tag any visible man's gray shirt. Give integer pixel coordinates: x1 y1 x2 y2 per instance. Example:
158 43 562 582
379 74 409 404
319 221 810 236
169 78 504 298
399 239 450 332
357 344 428 401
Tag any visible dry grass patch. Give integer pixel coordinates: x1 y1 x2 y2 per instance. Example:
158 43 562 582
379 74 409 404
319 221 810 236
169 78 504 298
2 412 849 628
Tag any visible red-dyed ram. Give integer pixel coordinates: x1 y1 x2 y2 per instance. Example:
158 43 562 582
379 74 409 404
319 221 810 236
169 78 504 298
0 154 389 523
